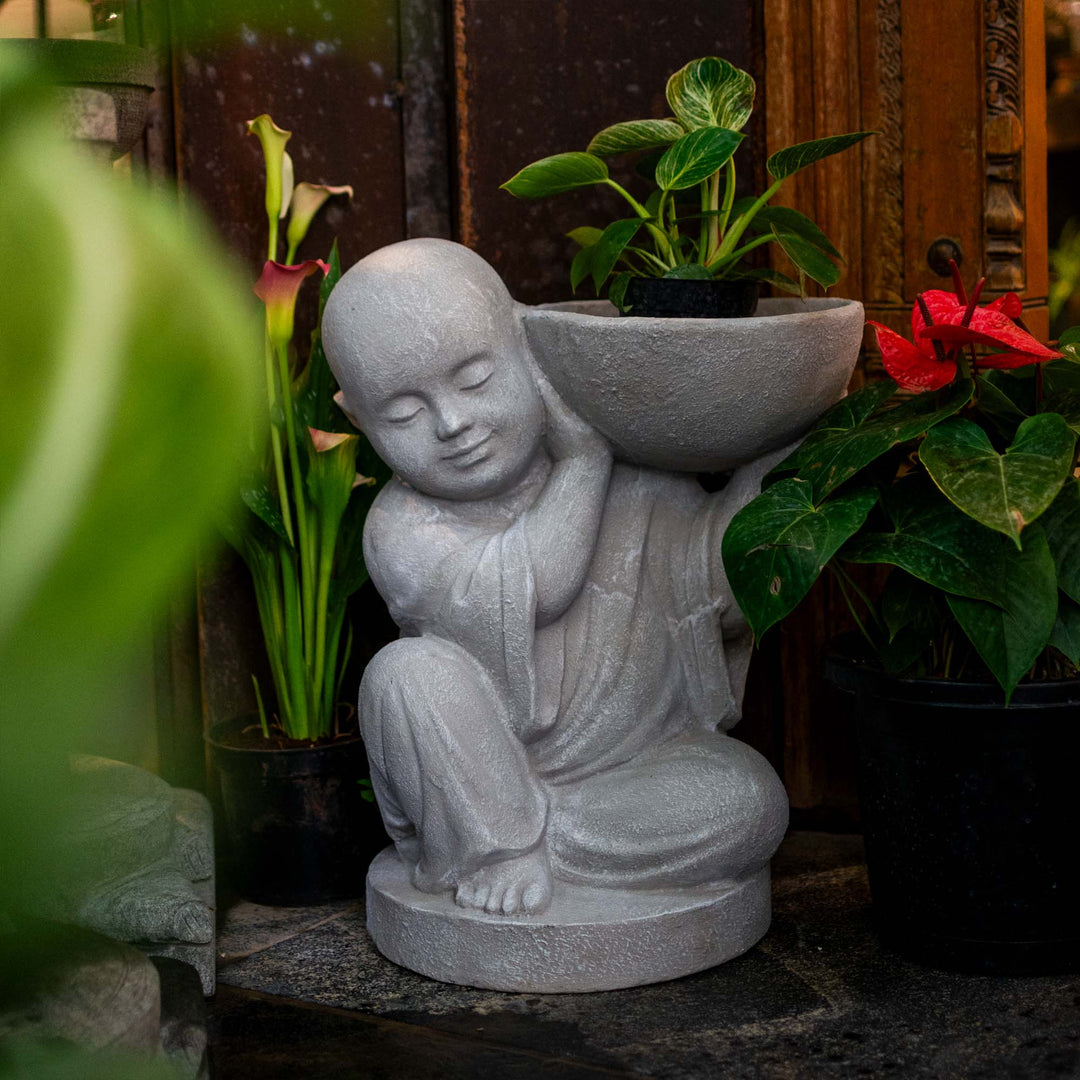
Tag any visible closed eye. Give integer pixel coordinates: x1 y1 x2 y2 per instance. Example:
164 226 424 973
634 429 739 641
460 371 494 393
385 406 422 424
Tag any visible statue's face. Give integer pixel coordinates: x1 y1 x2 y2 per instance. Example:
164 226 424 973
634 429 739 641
344 301 544 501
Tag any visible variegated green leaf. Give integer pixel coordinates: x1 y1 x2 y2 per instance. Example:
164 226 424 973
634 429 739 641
666 56 755 131
587 118 684 157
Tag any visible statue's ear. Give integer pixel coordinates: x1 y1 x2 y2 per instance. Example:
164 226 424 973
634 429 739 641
333 389 364 431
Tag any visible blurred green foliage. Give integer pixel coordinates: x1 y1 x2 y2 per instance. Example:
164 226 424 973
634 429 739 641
0 42 260 1071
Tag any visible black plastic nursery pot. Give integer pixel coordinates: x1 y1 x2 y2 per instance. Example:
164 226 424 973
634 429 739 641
207 716 386 906
826 656 1080 975
620 277 759 318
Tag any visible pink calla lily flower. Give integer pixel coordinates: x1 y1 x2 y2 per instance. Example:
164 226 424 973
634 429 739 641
254 259 329 346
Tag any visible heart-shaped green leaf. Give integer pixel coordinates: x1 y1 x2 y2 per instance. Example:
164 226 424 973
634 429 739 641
779 379 973 501
1050 592 1080 665
1039 478 1080 602
841 481 1002 603
921 413 1076 547
501 152 608 199
947 524 1058 701
721 478 878 639
590 218 644 292
666 57 755 132
767 131 875 180
656 127 743 191
771 228 841 288
587 118 685 157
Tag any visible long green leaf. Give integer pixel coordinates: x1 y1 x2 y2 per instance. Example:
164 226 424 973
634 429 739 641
570 243 596 293
771 228 841 288
780 379 974 501
567 225 603 248
767 131 875 180
921 413 1076 547
749 206 841 258
501 152 608 199
721 479 878 639
587 118 685 157
1040 478 1080 602
590 218 644 292
666 56 756 131
656 126 744 191
946 525 1058 700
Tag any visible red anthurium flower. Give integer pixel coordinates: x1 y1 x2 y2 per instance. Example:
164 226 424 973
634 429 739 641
866 320 956 392
869 278 1061 393
254 259 329 346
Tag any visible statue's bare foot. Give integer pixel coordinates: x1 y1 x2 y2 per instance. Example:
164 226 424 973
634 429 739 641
455 847 552 916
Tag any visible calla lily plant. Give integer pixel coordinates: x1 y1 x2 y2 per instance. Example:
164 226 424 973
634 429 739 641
722 262 1079 701
501 56 874 308
224 115 386 743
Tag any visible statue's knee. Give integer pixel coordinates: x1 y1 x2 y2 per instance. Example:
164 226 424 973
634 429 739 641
360 637 491 736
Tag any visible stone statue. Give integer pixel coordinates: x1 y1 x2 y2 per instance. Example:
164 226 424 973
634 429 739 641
322 239 793 992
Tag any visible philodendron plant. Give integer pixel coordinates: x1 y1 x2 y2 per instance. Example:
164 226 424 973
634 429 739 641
722 262 1080 701
501 56 873 307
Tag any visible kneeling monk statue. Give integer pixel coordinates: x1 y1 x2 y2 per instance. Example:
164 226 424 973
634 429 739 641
322 238 789 991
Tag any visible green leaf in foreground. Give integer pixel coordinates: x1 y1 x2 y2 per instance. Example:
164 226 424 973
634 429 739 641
501 152 608 199
921 413 1076 548
766 131 875 180
946 525 1058 700
656 126 743 191
567 225 603 248
1039 478 1080 602
721 478 878 639
779 379 973 500
666 56 755 132
587 118 685 157
748 206 842 258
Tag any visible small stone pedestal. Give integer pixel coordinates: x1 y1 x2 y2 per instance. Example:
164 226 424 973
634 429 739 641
367 847 771 993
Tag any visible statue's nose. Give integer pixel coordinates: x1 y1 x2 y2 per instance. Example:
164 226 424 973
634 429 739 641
435 402 472 441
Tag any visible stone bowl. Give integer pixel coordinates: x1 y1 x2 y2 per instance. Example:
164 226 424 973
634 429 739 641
521 297 865 472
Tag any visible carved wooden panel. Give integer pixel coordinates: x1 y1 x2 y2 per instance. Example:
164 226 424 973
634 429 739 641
763 0 1049 816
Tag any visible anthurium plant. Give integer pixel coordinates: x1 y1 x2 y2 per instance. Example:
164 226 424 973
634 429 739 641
501 56 873 308
722 262 1080 701
224 115 389 743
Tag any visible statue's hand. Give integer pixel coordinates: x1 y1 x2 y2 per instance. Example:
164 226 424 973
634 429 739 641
538 378 610 463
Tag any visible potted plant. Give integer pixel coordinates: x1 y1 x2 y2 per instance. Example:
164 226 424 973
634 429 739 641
502 55 872 316
722 260 1080 974
206 115 390 906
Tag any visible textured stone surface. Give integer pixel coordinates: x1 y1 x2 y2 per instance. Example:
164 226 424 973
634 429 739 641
367 847 771 992
322 239 796 989
214 832 1080 1079
35 757 217 996
524 297 865 472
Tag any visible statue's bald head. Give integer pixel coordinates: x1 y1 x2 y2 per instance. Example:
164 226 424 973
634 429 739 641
322 238 520 412
321 239 545 501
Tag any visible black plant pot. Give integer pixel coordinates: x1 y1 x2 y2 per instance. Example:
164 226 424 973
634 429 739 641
826 656 1080 975
207 716 386 906
621 277 759 318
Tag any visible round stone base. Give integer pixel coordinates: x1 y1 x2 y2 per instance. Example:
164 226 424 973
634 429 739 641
366 847 772 993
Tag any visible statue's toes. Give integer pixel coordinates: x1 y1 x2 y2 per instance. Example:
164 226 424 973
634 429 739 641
454 882 476 908
500 884 522 915
483 885 505 914
521 879 550 914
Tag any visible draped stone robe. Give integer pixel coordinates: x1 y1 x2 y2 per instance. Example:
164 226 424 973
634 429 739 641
359 457 787 895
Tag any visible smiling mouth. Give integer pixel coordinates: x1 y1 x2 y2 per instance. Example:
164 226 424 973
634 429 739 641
442 432 493 463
